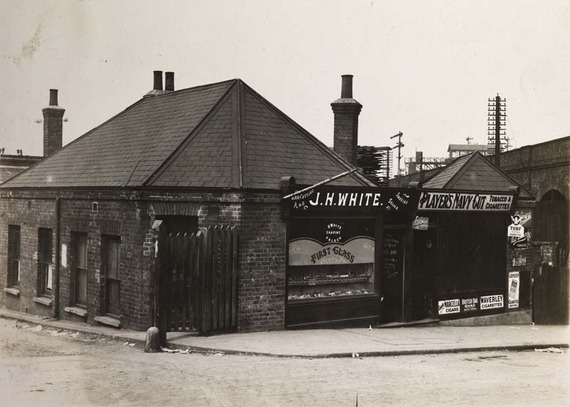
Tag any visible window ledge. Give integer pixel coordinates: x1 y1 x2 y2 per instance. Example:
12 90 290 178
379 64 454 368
4 287 20 297
33 296 54 307
94 315 121 328
64 306 88 318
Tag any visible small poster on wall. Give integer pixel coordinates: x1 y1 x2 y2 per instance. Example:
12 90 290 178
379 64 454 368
480 294 504 310
412 216 429 230
508 210 532 250
461 297 479 312
438 299 460 315
508 272 520 309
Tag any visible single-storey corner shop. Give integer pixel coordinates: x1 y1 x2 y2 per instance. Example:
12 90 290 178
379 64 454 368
1 72 534 335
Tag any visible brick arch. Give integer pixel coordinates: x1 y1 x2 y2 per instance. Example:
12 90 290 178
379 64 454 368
535 188 569 246
540 189 567 202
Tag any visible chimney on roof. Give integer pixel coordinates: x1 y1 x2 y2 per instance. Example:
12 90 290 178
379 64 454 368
153 70 163 91
42 89 65 157
165 71 175 91
331 75 362 166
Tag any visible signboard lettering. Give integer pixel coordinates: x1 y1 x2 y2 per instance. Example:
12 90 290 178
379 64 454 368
285 187 418 214
480 294 504 310
438 299 460 315
289 219 375 266
382 234 401 279
509 211 532 249
418 191 513 212
461 297 479 312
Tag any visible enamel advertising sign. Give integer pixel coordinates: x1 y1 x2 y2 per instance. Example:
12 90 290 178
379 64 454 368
418 191 514 212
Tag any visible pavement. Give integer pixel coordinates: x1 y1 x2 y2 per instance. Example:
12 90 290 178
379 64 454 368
1 307 568 358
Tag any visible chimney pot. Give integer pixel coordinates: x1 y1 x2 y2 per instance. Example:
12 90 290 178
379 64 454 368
165 71 175 91
341 74 353 99
153 70 163 91
49 89 59 106
43 89 65 157
331 75 362 166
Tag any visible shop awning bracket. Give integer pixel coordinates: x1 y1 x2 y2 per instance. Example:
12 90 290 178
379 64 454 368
282 168 358 200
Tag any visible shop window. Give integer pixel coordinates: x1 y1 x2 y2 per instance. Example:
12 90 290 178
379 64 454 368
7 225 21 287
71 232 88 306
287 219 376 301
38 228 53 296
102 235 121 317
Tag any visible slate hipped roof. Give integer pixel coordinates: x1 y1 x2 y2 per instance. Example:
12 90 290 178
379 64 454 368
2 79 372 190
423 151 533 199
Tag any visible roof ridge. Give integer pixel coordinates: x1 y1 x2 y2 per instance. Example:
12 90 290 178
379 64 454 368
238 81 372 187
143 80 238 186
149 78 239 99
444 152 480 189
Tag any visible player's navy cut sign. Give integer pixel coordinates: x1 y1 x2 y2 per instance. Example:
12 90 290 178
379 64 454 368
418 191 515 212
284 186 419 214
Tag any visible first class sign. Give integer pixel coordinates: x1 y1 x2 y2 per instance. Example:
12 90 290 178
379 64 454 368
418 191 514 212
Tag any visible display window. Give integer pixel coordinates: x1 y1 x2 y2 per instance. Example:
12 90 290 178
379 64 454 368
287 218 376 301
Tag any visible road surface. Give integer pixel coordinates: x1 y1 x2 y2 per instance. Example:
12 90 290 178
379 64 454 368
0 318 568 406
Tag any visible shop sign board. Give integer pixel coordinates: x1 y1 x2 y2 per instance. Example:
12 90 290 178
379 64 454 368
508 272 520 309
480 294 504 310
418 191 514 212
288 219 375 266
461 297 479 312
438 299 460 315
412 216 429 230
284 186 418 215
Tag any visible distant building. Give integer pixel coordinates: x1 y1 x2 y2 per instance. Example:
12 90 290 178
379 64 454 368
0 153 42 184
0 89 65 184
447 143 493 159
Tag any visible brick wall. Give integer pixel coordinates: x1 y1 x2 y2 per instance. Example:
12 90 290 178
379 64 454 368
1 188 288 333
0 194 57 318
146 191 287 332
57 196 152 330
500 137 570 200
237 194 286 332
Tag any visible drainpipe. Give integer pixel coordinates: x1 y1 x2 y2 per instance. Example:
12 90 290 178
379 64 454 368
53 197 61 319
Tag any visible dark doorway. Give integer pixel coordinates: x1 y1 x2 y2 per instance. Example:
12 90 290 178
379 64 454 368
533 190 569 325
535 190 568 254
412 229 436 320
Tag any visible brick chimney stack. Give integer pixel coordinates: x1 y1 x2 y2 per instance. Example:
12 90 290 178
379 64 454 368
42 89 65 157
331 75 362 166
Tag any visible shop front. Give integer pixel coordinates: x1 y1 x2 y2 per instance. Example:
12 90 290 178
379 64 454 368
415 189 518 321
282 186 419 328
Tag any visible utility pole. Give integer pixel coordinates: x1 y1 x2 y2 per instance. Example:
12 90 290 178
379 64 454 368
391 131 404 177
487 94 507 167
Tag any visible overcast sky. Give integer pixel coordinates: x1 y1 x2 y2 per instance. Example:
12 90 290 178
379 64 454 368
1 0 569 173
